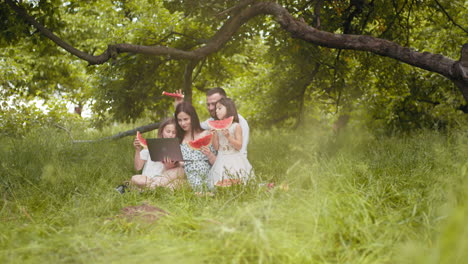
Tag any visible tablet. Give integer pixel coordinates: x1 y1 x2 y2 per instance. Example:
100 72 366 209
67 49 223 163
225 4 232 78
147 138 183 162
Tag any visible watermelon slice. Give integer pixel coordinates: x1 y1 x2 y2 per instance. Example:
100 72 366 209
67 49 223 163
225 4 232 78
188 133 213 150
208 116 234 130
136 131 148 148
162 91 184 99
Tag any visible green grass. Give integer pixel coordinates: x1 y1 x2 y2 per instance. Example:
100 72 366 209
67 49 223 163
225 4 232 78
0 124 467 263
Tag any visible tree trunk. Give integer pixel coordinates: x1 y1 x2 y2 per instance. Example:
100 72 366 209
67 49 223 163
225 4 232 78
452 44 468 103
183 60 199 103
7 0 468 104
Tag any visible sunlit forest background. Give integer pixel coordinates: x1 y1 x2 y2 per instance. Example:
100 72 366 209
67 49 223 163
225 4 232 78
1 0 467 263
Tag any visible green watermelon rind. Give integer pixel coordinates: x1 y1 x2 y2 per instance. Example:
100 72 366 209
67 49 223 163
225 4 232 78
188 134 213 150
208 116 234 130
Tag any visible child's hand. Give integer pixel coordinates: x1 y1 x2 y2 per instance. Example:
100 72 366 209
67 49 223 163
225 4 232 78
174 89 184 104
162 157 177 169
221 129 230 138
200 146 213 157
133 138 142 150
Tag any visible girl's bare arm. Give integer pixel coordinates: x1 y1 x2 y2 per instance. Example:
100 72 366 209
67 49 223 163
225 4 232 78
225 125 243 151
133 138 145 171
211 130 219 151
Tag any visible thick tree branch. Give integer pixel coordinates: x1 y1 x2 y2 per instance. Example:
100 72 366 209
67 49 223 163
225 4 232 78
8 0 468 103
217 0 256 17
5 0 112 63
452 44 468 103
254 2 467 102
5 0 200 63
71 122 160 143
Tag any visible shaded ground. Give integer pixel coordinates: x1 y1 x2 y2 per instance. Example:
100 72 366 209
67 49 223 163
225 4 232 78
119 203 169 223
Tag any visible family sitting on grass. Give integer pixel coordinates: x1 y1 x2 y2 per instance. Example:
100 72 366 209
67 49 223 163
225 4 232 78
116 87 254 194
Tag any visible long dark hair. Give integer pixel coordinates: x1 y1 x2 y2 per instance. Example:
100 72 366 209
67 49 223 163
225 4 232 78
157 117 176 138
215 98 239 123
174 102 203 142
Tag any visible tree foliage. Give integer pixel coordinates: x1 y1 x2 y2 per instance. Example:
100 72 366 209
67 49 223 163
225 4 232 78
1 0 467 133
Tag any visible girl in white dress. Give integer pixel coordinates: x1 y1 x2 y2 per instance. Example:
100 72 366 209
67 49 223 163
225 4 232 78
208 98 253 188
129 118 184 191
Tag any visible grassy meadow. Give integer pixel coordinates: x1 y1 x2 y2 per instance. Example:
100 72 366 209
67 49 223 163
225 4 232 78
0 122 467 263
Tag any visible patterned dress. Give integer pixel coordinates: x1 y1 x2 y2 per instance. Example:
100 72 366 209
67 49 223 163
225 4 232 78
180 143 213 191
208 123 254 188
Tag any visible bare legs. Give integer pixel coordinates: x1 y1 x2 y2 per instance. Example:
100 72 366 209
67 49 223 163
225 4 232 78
130 167 185 191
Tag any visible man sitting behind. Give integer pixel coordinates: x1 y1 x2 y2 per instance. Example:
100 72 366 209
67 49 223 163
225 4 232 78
173 87 250 158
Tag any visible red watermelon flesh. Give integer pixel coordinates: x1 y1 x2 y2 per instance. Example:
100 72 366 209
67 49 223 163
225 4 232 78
136 131 148 148
162 91 184 99
188 133 213 150
208 116 234 130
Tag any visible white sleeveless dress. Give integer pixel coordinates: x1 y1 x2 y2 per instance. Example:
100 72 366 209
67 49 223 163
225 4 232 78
208 123 254 188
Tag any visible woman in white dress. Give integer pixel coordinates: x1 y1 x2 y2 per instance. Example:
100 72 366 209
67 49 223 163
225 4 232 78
208 98 253 188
